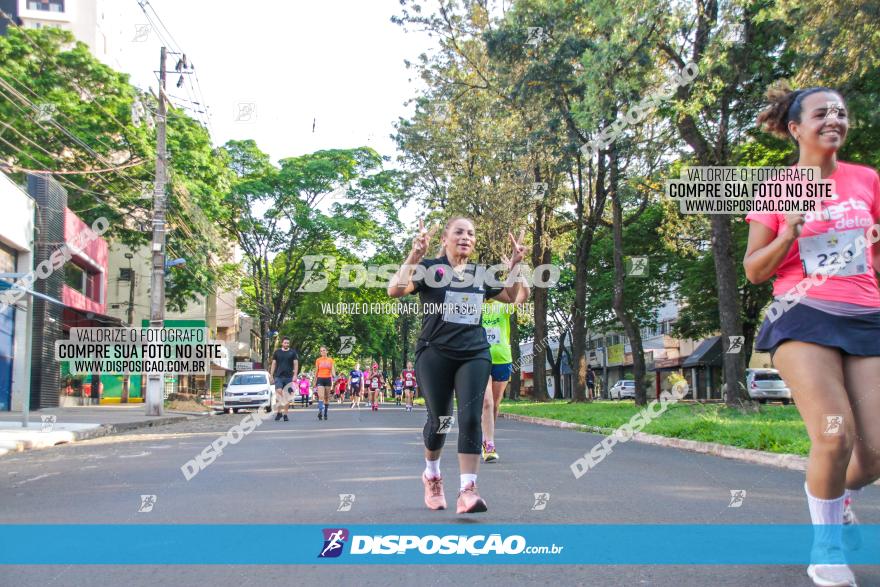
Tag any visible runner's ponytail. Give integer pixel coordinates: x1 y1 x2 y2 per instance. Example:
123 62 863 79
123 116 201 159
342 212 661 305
757 83 841 141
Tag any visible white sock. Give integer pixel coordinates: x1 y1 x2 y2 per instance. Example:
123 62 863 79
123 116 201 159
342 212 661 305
806 483 845 524
844 488 860 503
424 459 441 479
460 473 477 490
804 483 846 564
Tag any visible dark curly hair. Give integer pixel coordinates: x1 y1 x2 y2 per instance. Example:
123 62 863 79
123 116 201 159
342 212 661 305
756 83 842 141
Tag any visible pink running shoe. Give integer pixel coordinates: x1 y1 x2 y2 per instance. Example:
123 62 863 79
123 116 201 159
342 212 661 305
422 473 447 510
456 481 488 514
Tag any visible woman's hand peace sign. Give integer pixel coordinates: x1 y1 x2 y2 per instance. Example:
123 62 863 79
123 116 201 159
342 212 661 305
410 218 438 262
502 228 527 271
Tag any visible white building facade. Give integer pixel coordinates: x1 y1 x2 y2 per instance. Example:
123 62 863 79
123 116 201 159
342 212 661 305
0 172 36 411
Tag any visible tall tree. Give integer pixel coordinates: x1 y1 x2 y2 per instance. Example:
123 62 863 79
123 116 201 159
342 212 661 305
220 141 404 365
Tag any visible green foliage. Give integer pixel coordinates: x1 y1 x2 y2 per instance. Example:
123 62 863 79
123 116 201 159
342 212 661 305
501 400 810 455
0 27 232 310
220 141 408 365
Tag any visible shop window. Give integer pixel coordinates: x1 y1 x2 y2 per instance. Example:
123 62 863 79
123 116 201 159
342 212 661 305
64 261 101 302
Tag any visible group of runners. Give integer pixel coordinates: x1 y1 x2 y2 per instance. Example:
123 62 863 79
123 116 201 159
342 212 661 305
268 346 423 419
264 84 877 586
383 83 879 585
338 361 420 411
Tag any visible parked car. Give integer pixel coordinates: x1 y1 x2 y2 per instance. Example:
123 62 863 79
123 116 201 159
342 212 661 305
745 368 791 404
222 370 275 413
609 380 637 400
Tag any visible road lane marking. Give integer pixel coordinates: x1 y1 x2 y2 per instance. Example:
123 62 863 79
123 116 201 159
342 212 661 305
15 472 60 486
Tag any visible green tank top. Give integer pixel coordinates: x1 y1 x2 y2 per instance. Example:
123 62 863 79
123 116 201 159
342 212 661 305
482 301 513 365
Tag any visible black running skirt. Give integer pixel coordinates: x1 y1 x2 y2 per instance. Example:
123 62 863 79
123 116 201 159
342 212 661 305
755 302 880 357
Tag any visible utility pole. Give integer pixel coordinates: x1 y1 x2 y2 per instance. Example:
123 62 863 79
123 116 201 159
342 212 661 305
120 253 135 404
146 46 167 416
127 272 135 326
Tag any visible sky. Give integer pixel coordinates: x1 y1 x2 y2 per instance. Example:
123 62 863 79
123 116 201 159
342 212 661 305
118 0 435 181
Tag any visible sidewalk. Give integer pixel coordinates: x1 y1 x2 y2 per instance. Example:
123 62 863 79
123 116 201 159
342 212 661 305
0 405 194 457
500 412 880 486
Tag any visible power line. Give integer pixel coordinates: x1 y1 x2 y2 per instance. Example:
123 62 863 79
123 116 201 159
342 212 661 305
0 89 149 212
135 0 216 140
0 17 225 249
0 10 134 139
0 126 136 210
0 58 151 200
0 159 147 176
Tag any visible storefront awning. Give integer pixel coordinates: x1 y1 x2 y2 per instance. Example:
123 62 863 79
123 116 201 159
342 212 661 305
682 335 723 368
62 306 124 328
210 361 234 376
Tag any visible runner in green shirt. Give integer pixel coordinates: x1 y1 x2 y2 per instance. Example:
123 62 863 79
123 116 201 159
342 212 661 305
480 287 529 462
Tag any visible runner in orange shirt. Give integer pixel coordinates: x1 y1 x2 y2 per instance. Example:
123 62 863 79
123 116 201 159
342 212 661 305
313 346 336 421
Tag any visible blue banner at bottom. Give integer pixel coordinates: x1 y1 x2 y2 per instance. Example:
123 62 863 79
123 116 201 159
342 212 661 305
0 524 876 564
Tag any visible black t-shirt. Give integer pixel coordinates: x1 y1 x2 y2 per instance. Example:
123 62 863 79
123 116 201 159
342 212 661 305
412 255 502 357
272 348 299 378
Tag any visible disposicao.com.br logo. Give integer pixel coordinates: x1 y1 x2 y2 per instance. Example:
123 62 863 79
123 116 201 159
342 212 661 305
318 529 563 558
318 528 349 558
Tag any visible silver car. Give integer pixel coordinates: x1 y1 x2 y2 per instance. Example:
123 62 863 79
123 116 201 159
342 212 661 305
746 368 791 404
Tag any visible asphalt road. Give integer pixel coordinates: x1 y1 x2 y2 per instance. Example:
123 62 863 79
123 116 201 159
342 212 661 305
1 404 878 586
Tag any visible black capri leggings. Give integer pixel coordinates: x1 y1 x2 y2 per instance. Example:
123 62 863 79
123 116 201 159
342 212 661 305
415 346 492 454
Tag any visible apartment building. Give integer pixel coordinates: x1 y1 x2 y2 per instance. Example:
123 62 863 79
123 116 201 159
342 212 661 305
12 0 141 69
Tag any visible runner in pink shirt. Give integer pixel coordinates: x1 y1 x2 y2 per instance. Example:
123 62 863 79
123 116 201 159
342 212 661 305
745 85 880 587
297 374 311 408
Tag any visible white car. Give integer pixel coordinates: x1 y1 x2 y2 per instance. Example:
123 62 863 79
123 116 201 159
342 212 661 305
609 380 637 400
746 368 791 404
222 370 275 413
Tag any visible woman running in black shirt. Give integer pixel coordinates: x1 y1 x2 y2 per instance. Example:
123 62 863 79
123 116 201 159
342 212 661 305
388 217 525 514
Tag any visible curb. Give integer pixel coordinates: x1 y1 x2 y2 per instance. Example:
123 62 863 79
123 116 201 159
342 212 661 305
82 416 189 440
0 414 193 456
72 415 192 442
499 412 812 472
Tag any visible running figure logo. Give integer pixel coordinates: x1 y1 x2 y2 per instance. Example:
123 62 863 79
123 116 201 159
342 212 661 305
531 493 550 511
34 103 56 123
318 528 349 558
825 100 843 120
234 102 257 123
526 27 546 46
337 494 355 512
726 336 744 354
824 415 844 435
297 255 335 292
627 256 648 277
40 415 56 433
437 416 455 435
138 494 157 513
132 24 151 42
339 336 355 356
728 490 747 508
